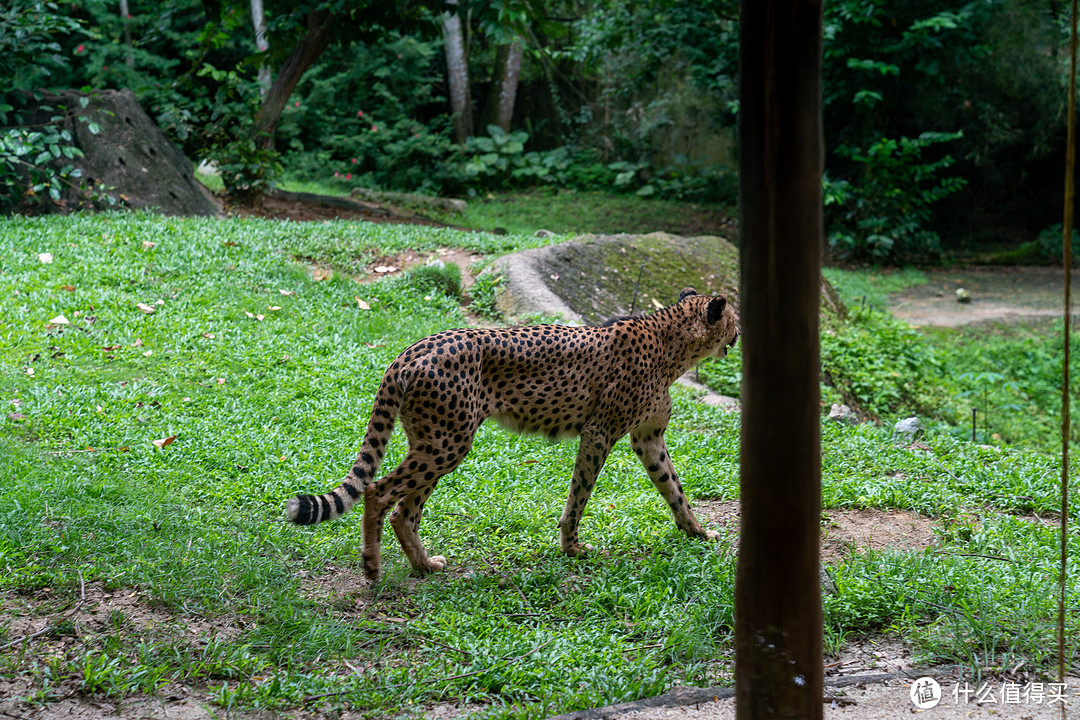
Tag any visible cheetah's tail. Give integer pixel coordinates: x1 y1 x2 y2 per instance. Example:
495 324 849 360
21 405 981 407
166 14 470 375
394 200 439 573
285 375 404 525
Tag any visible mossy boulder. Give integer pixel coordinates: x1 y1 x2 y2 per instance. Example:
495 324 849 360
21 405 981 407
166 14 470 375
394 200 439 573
488 232 843 323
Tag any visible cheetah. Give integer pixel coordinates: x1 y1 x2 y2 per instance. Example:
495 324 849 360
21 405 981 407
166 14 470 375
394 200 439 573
286 287 739 580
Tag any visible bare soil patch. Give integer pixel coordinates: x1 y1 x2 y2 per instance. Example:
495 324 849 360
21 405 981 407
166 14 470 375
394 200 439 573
891 266 1080 327
697 501 937 563
226 189 457 228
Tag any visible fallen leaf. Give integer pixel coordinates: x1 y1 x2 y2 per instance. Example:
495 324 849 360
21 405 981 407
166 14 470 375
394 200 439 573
96 405 103 412
152 435 177 449
255 314 265 321
155 299 164 306
60 285 75 292
268 305 282 311
217 378 226 385
279 289 295 296
25 368 34 376
7 412 26 421
118 446 129 453
133 339 144 347
48 314 69 325
142 350 153 357
312 268 332 282
363 342 384 348
142 241 156 250
651 298 664 309
102 345 120 351
136 302 155 314
355 296 371 310
373 265 397 274
223 241 238 247
244 311 254 318
550 273 560 281
202 333 215 339
38 252 53 264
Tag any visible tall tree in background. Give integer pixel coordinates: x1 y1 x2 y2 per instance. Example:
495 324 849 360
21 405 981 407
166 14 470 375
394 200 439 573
442 0 473 143
252 6 338 149
479 37 523 132
250 0 271 94
735 0 824 717
477 0 535 134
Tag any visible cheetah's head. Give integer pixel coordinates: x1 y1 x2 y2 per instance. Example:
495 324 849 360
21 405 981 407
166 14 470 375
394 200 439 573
679 287 739 358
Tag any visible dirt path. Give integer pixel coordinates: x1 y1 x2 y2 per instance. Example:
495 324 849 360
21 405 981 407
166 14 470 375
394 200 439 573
891 266 1079 327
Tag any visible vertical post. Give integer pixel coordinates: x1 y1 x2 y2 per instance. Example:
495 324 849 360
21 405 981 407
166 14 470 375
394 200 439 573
1059 0 1078 692
735 1 824 718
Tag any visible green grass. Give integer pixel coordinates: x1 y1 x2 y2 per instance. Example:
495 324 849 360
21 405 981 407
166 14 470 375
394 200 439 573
437 188 733 237
1 213 1078 717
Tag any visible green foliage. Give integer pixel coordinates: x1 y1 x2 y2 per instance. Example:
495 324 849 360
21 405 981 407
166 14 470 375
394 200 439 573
405 260 462 299
825 132 967 262
277 33 455 195
0 0 83 90
1036 223 1080 264
928 320 1080 450
468 270 505 321
196 63 280 202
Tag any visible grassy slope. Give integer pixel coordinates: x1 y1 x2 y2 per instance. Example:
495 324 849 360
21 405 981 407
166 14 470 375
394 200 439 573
0 213 1077 717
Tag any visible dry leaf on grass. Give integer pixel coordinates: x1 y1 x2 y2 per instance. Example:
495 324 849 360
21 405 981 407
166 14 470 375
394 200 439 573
48 314 69 325
38 252 53 264
355 296 371 310
61 285 75 292
152 435 177 449
136 302 155 314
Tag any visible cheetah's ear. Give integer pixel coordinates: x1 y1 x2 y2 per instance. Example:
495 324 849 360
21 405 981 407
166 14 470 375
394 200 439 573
679 287 698 302
707 296 727 324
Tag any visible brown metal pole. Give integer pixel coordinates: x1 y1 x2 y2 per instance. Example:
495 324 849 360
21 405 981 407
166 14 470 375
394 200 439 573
735 1 824 718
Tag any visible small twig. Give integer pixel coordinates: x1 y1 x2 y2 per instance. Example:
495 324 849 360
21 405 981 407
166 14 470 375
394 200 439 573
824 693 857 707
0 569 86 651
622 643 664 653
933 551 1016 562
0 709 32 720
302 638 555 702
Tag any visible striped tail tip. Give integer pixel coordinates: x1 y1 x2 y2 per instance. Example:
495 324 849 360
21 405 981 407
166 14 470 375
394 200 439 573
285 494 321 525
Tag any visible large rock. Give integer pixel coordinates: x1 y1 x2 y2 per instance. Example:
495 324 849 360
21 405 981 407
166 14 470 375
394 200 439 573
10 89 219 217
486 231 846 323
488 232 740 324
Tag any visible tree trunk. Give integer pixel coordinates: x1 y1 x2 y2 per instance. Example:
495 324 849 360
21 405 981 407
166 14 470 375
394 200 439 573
252 9 336 149
442 0 473 144
250 0 271 95
480 39 524 133
735 1 824 718
119 0 134 68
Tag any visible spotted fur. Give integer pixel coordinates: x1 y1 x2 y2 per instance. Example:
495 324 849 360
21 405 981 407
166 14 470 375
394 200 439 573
286 286 739 580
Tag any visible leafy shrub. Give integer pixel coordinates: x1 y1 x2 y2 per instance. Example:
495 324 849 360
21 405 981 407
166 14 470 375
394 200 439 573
196 63 279 203
1037 223 1080 264
825 132 967 263
820 306 947 418
276 33 456 194
406 261 462 299
469 271 505 321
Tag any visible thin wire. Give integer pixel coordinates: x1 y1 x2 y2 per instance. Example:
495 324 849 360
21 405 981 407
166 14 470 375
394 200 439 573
1059 0 1078 694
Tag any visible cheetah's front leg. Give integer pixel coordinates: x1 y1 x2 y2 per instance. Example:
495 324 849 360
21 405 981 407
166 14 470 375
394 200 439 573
559 430 614 556
630 421 720 542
